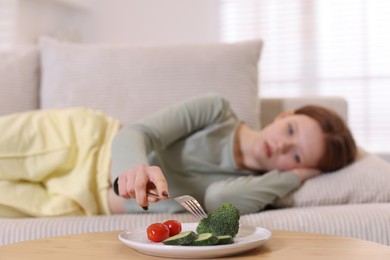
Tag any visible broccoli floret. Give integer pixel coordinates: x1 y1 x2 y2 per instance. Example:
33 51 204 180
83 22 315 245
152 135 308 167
196 203 240 237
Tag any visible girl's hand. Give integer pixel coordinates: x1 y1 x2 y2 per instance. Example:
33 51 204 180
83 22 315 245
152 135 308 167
116 164 169 209
291 168 321 182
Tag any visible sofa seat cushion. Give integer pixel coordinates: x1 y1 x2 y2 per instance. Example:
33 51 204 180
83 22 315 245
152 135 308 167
1 203 389 246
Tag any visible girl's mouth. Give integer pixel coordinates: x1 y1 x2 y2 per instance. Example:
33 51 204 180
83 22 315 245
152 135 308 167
264 141 272 158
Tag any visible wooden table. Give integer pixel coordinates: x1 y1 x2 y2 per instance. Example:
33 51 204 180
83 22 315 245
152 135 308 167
1 230 389 259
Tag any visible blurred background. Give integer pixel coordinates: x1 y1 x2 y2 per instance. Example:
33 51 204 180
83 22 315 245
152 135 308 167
1 0 389 158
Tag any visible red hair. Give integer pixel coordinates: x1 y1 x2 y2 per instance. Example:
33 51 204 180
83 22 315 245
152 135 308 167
295 105 357 172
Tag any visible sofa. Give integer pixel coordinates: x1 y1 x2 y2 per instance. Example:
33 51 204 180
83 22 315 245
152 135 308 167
1 37 390 246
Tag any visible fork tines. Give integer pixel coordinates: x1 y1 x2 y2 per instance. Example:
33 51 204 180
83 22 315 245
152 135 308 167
185 200 208 219
174 195 208 220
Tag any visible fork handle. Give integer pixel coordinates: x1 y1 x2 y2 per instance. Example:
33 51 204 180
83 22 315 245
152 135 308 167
146 192 160 199
113 177 120 196
113 177 163 199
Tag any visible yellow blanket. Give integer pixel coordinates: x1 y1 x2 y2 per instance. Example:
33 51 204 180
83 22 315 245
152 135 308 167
0 108 120 217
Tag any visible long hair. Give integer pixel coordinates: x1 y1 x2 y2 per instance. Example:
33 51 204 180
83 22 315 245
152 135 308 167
295 105 357 172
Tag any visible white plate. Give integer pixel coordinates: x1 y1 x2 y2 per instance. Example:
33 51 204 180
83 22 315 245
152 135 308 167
118 223 271 258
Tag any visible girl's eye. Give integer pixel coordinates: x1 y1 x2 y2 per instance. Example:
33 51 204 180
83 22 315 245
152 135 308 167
288 123 294 135
294 153 301 164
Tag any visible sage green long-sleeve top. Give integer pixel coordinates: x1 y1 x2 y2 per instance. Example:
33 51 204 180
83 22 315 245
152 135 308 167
111 94 301 215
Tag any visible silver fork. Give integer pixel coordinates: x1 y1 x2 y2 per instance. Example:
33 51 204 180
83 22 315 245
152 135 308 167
147 192 207 220
113 179 207 219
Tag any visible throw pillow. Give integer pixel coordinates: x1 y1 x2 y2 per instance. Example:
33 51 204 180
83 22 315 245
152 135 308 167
39 37 262 129
0 47 40 115
274 148 390 207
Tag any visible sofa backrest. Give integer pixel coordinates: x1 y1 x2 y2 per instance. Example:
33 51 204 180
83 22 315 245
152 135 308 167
0 46 40 116
0 39 348 130
260 97 348 127
38 37 263 129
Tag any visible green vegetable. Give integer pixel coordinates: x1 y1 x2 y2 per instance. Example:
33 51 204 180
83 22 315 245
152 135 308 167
216 235 234 245
189 233 219 246
196 203 240 237
162 231 198 245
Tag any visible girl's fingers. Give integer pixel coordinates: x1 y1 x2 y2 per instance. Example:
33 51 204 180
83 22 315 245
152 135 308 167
147 188 160 202
134 165 150 208
125 168 138 198
116 164 169 210
292 168 321 182
118 174 131 199
148 166 169 198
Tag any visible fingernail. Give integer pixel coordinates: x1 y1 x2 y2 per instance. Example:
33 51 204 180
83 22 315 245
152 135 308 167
162 191 169 197
142 206 148 211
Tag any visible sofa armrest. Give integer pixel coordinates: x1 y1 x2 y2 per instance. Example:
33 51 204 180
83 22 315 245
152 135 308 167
259 96 348 128
378 153 390 163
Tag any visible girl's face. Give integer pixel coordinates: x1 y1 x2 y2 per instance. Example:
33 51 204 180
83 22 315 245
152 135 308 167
249 113 325 171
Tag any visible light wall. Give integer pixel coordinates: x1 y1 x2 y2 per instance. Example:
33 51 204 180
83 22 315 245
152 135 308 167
16 0 221 45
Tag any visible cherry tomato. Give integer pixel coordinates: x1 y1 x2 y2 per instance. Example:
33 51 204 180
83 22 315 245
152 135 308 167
147 223 170 242
163 220 182 237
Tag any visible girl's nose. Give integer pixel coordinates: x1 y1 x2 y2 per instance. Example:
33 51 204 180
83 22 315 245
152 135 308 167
277 140 294 153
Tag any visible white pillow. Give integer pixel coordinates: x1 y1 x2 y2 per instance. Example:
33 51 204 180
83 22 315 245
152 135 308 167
39 37 262 129
274 149 390 207
0 47 40 115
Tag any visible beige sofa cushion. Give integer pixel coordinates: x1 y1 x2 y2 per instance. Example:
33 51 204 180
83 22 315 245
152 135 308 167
39 37 262 129
0 47 40 115
274 149 390 207
1 204 389 246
